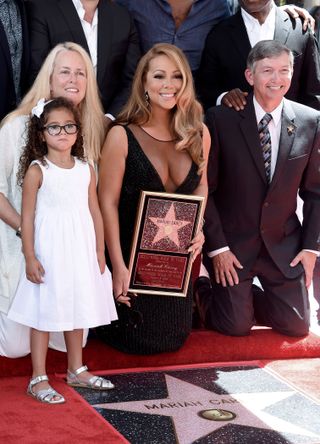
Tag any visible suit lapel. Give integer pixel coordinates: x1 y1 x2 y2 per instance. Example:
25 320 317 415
269 99 297 190
57 0 89 53
229 12 252 61
273 8 290 45
240 96 268 185
96 0 113 85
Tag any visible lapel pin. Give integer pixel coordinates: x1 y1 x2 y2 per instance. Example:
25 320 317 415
287 125 295 136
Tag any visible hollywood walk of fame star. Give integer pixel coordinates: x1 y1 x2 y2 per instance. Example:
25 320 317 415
93 374 320 444
149 203 191 248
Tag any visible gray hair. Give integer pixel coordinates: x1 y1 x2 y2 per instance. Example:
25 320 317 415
247 40 294 72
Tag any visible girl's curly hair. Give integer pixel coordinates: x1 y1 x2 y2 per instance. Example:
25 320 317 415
17 97 86 186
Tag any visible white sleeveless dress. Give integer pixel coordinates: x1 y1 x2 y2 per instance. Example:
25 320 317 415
8 158 117 331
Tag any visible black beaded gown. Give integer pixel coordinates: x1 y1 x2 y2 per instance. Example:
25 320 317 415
96 125 201 354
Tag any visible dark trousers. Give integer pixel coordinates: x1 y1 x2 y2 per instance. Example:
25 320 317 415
312 258 320 322
200 246 310 337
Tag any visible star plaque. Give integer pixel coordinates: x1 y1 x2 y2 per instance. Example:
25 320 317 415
128 191 204 297
84 365 320 444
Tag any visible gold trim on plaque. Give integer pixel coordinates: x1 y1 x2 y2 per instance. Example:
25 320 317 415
128 191 205 297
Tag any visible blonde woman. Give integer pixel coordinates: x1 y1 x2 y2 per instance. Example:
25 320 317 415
98 43 210 354
0 42 106 357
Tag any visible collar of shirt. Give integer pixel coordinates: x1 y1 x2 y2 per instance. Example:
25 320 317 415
253 95 283 128
241 2 275 47
72 0 98 27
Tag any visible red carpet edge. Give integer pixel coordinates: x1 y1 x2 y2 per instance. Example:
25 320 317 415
1 328 319 378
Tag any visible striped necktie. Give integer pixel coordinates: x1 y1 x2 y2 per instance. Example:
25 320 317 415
258 113 272 183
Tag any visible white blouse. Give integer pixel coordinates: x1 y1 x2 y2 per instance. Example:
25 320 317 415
0 115 28 313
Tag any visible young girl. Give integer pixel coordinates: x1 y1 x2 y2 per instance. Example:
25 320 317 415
8 97 117 404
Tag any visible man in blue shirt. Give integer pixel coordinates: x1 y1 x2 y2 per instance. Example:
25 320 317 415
115 0 231 75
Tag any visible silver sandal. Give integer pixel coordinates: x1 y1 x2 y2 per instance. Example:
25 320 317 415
67 365 115 390
27 375 65 404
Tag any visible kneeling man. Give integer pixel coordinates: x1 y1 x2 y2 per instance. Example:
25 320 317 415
199 40 320 337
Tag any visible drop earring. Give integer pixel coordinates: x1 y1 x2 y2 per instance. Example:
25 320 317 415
145 91 150 105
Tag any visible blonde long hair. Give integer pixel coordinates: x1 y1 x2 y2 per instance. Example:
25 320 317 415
116 43 204 172
1 42 105 162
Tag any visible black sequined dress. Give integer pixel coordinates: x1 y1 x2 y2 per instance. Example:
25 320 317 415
96 125 201 354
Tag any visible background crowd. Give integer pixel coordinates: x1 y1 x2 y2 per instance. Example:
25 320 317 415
2 0 320 121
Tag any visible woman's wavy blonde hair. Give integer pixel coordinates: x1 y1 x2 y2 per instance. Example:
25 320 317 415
1 42 105 162
116 43 205 172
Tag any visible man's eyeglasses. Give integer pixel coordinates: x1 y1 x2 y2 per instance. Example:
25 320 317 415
43 124 79 136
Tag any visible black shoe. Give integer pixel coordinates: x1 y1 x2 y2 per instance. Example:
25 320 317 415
194 276 212 293
193 276 212 329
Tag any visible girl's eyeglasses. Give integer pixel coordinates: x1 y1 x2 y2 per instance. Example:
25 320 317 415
43 124 79 136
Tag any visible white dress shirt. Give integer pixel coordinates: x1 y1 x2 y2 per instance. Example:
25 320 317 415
241 2 275 48
72 0 98 74
71 0 114 120
216 2 276 105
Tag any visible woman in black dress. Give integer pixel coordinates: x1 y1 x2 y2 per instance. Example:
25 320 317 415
97 43 210 354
